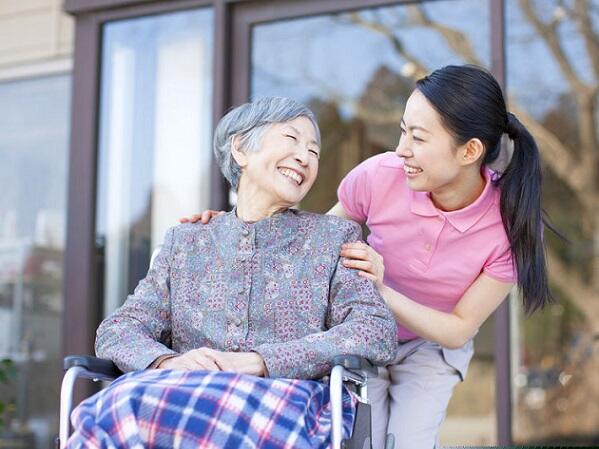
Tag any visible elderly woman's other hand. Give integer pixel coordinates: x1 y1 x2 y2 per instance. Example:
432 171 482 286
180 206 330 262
158 348 267 376
179 210 224 224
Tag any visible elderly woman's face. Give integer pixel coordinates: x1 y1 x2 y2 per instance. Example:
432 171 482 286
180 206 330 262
239 116 320 208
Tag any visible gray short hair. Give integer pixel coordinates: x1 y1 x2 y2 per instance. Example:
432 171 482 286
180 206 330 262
213 97 320 190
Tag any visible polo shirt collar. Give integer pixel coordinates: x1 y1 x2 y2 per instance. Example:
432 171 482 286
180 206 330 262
409 167 497 233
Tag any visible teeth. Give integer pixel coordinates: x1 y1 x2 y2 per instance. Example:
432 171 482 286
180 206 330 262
404 165 423 174
279 168 302 185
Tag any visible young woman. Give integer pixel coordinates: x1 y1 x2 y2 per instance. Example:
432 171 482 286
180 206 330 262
184 65 554 449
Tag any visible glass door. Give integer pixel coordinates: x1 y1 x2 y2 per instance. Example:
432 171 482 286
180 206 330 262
96 7 214 315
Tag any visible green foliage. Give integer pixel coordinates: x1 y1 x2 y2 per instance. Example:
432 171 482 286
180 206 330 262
0 359 16 432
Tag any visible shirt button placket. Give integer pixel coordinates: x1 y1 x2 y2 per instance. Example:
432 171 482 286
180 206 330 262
425 217 445 265
233 226 253 351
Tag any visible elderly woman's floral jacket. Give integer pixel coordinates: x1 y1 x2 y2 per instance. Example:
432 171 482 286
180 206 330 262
96 209 398 379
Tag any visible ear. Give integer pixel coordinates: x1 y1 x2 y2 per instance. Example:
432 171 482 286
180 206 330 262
230 136 248 168
458 138 485 166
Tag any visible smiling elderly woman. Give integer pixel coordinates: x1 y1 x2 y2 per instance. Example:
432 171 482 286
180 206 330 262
65 97 397 449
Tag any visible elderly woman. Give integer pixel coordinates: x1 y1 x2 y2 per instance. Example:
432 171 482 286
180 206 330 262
66 97 397 449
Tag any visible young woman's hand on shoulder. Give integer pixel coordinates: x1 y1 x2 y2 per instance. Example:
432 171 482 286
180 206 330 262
179 210 224 224
341 242 385 290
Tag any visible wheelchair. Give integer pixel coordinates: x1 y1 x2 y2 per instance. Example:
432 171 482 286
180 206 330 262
59 354 394 449
58 247 395 449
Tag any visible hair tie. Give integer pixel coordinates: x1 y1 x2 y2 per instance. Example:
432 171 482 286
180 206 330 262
505 112 519 140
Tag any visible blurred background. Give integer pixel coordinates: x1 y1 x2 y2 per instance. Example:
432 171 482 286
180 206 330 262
0 0 597 447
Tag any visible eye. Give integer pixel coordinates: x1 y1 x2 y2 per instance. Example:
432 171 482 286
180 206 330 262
413 136 425 143
284 134 297 140
399 127 407 135
309 149 320 158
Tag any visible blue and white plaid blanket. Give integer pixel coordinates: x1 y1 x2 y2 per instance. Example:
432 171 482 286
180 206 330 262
66 370 357 449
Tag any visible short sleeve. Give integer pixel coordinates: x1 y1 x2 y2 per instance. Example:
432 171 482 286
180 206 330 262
337 155 380 223
483 244 517 283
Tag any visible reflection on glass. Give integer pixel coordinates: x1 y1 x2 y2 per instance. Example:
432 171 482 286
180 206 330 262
252 1 494 445
97 8 214 316
507 0 599 444
0 74 70 448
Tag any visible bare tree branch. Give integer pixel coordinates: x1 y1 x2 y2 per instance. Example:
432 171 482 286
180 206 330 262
574 0 599 79
546 247 599 333
519 0 594 96
299 68 405 125
344 12 429 79
509 103 589 195
407 5 484 66
574 92 599 188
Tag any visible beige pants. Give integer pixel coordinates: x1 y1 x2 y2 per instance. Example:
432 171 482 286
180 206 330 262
368 338 474 449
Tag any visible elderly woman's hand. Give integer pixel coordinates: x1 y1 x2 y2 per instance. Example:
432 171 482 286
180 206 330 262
158 348 222 371
341 242 385 291
179 210 224 224
158 348 267 376
206 350 267 377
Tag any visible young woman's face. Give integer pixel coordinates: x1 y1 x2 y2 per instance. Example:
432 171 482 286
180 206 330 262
395 89 465 194
239 116 320 208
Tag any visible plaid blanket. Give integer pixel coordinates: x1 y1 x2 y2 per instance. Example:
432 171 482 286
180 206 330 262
66 369 357 449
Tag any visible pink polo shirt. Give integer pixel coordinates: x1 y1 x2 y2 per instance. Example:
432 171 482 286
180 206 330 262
338 152 516 341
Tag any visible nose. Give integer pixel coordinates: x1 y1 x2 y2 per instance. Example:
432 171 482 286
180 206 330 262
396 136 413 159
294 146 309 166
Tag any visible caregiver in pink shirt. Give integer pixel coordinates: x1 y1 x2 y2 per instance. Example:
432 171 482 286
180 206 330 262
329 65 553 449
185 65 554 449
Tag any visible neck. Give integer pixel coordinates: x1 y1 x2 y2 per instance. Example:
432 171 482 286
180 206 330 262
431 167 486 212
235 185 288 222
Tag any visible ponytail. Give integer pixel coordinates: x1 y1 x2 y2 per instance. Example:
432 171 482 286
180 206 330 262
499 112 552 313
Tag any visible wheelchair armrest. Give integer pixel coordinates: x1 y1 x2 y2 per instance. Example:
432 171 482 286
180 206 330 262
64 355 123 379
332 355 378 377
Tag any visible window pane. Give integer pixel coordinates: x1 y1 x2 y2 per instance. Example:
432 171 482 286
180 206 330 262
252 0 494 445
96 8 214 316
0 74 71 448
507 0 599 444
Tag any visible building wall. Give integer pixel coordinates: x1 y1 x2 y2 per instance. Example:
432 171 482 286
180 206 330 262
0 0 73 69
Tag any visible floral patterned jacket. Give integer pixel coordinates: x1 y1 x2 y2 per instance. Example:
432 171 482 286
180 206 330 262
95 209 398 379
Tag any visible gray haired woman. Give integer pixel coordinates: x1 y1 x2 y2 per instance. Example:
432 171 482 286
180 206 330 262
65 97 398 449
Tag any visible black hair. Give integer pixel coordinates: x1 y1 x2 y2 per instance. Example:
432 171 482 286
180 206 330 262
415 64 554 314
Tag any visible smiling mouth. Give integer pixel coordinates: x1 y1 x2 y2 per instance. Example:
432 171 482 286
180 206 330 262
404 163 423 175
278 167 304 185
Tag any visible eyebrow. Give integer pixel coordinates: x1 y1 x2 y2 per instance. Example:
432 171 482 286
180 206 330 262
286 125 320 148
400 118 431 134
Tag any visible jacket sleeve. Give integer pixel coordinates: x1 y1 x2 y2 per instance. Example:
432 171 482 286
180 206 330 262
95 227 178 372
253 221 398 379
